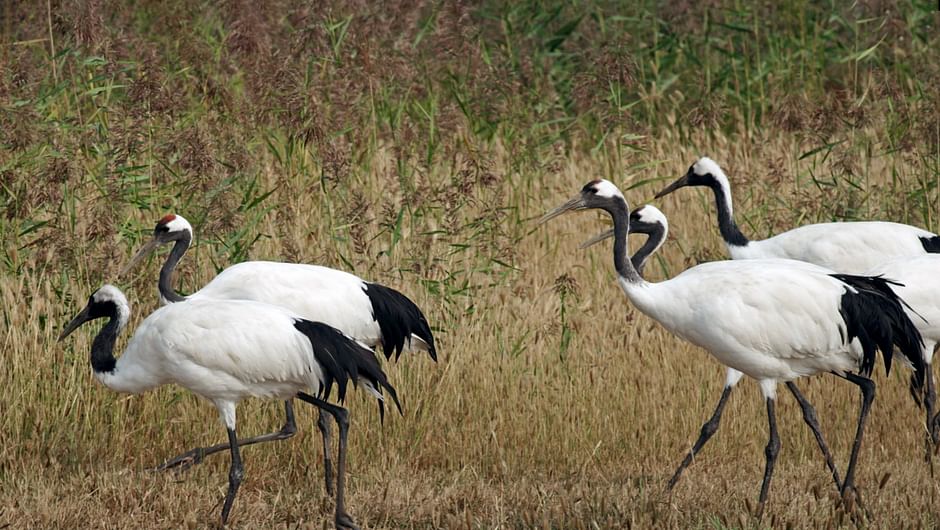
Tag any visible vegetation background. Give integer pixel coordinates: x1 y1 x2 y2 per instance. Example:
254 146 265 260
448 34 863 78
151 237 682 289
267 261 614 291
1 0 939 527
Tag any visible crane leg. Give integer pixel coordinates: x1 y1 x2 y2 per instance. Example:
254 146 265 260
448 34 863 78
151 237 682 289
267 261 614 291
924 368 937 460
755 397 781 521
220 427 245 526
298 392 359 530
318 408 336 497
786 382 841 491
838 373 875 511
667 384 733 490
154 400 297 472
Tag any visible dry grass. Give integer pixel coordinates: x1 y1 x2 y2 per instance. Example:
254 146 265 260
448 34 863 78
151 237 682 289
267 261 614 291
2 1 940 528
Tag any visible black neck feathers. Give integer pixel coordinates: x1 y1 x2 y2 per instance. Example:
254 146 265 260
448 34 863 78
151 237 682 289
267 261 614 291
610 200 643 284
159 235 190 303
90 312 120 374
706 178 749 248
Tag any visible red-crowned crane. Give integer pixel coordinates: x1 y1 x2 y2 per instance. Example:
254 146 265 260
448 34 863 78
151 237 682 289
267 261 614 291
585 205 845 491
58 284 398 529
864 256 940 448
654 157 940 271
539 179 925 518
653 157 940 453
121 214 436 495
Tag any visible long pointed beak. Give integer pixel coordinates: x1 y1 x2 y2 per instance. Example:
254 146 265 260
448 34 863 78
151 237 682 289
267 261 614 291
579 229 614 249
654 173 691 199
537 196 586 225
119 238 161 277
58 305 92 342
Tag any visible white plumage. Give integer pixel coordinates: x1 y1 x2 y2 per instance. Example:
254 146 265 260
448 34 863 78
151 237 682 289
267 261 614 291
121 213 436 492
59 284 396 529
541 179 925 517
655 157 940 273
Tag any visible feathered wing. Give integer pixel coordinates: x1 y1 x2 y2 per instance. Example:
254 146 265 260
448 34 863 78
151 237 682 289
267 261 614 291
362 282 437 362
747 222 935 273
830 273 926 390
292 319 402 419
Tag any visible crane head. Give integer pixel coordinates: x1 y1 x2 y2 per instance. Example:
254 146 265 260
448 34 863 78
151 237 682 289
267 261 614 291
580 204 668 249
119 214 193 276
654 156 728 199
58 285 130 341
538 179 628 225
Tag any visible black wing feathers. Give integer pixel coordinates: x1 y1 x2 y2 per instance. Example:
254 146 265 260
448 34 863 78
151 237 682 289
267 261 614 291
292 319 402 416
363 282 437 362
921 235 940 253
830 274 926 391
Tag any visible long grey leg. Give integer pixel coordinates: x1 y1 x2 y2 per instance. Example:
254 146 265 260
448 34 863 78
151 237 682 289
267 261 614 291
838 373 875 508
319 408 336 496
156 400 297 472
220 427 244 526
667 385 733 490
755 397 781 521
298 392 359 530
786 382 841 491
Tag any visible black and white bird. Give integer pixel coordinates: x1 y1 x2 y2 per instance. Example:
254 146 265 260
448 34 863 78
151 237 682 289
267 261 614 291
122 214 436 493
653 157 940 449
584 205 846 490
58 284 398 529
864 256 940 447
654 157 940 272
540 179 926 517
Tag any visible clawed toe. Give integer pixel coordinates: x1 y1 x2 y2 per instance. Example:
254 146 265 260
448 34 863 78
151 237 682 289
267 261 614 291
153 448 204 472
335 512 359 530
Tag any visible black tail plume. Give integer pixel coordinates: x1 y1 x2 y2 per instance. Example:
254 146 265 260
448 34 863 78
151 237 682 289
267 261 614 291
363 282 437 362
921 235 940 253
831 274 926 392
293 320 403 417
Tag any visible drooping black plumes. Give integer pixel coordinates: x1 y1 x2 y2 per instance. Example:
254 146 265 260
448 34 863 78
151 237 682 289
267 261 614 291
830 274 926 391
293 319 402 419
921 235 940 253
362 282 437 362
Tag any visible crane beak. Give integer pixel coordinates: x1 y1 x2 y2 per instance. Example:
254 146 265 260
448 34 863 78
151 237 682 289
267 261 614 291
654 172 691 199
537 196 586 225
58 305 92 342
579 229 614 249
119 238 161 277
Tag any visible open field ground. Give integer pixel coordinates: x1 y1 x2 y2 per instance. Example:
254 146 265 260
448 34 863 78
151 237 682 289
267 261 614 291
2 1 940 528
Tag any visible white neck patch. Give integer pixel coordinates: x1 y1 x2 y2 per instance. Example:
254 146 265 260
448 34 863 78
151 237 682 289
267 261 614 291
592 179 625 199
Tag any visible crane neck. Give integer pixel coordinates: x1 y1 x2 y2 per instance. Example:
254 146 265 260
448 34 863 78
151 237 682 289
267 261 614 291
631 225 665 277
610 200 644 285
90 307 127 375
707 180 749 248
159 234 190 303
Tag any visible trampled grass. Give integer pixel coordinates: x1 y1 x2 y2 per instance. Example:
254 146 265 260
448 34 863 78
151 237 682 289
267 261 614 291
2 1 939 528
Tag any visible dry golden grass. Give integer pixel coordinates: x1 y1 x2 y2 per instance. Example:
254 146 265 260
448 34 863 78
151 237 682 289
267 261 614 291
3 1 940 527
2 127 939 529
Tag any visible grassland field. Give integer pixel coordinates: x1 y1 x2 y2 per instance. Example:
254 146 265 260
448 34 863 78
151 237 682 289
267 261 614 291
1 1 940 528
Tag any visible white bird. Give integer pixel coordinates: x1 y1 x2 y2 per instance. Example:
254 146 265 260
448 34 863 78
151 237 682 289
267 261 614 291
654 157 940 272
584 205 845 490
58 284 398 529
122 214 436 494
864 255 940 446
653 157 940 452
540 179 926 517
